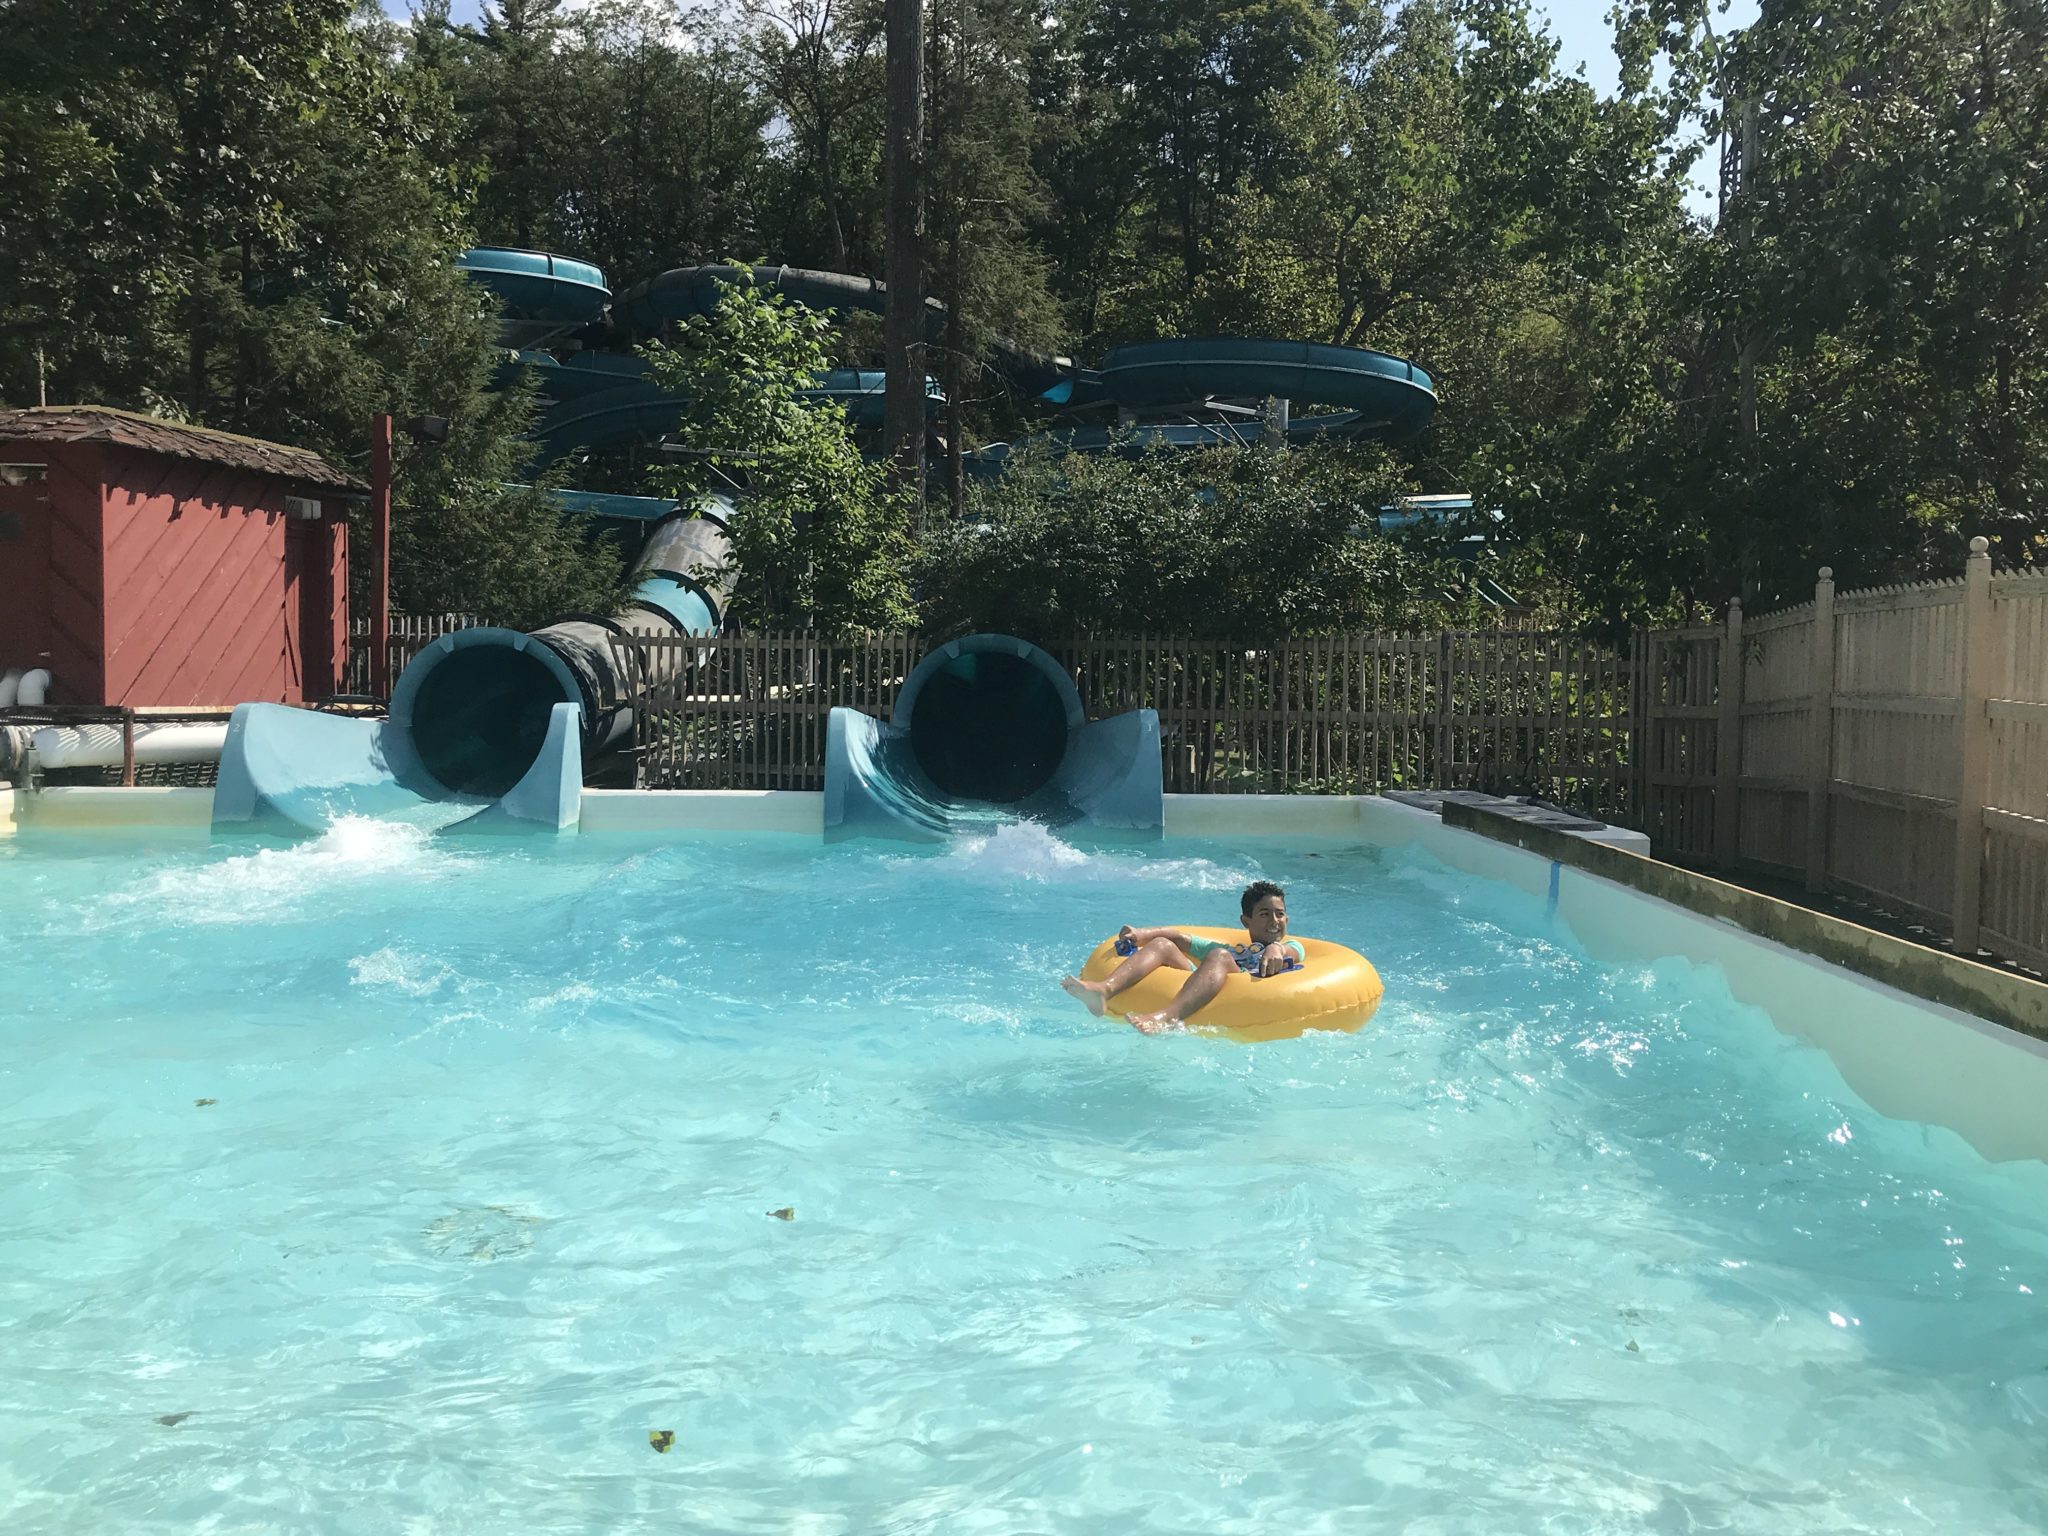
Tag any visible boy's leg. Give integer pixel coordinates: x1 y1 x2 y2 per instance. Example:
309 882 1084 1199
1062 937 1193 1016
1128 948 1238 1032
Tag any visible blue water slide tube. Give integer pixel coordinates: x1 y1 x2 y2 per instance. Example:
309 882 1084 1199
614 264 1076 401
457 247 611 330
1099 338 1436 438
825 633 1162 843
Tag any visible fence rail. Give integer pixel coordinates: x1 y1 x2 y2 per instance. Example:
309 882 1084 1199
613 629 1641 819
1635 543 2048 972
344 613 494 696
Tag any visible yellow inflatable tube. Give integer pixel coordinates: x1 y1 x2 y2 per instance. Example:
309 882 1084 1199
1078 927 1384 1042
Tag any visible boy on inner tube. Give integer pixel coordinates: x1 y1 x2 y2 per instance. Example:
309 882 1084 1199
1061 880 1304 1034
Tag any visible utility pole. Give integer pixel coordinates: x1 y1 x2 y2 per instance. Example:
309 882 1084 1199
369 413 394 700
883 0 927 520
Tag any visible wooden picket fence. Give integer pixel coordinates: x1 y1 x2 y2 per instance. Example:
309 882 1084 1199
1638 542 2048 970
343 613 494 696
611 629 1643 819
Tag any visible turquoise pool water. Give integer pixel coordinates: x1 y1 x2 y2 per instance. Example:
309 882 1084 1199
1 819 2044 1534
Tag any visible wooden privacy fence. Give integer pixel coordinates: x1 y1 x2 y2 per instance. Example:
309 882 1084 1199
1639 540 2048 970
612 629 1642 819
343 613 494 696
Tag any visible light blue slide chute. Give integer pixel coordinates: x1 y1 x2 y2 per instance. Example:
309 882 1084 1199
825 633 1162 843
213 695 583 834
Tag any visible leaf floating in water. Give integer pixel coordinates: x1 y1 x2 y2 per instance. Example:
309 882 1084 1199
649 1430 675 1453
767 1207 795 1222
157 1412 194 1427
194 1099 217 1108
1626 1340 1641 1353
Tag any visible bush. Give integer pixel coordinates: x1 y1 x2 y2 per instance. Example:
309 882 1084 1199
916 441 1459 638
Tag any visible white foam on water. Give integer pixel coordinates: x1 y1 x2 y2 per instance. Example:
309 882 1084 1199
111 815 473 926
348 946 456 997
917 821 1252 890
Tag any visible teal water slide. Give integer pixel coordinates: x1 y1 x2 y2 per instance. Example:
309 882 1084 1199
826 634 1162 842
217 247 1434 839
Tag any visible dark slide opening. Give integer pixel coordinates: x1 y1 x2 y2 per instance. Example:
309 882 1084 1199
408 648 575 798
908 651 1069 802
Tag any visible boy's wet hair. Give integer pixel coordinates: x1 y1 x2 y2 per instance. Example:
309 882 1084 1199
1241 880 1286 917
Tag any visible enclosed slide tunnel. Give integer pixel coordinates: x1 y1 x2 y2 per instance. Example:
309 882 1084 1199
391 503 731 799
213 502 734 832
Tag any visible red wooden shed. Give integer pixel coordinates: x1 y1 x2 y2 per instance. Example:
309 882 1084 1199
0 406 362 708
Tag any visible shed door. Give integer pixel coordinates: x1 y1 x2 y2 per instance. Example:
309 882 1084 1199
0 463 53 682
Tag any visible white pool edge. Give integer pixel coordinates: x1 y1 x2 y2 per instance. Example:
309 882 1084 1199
1361 796 2048 1165
9 782 2046 1163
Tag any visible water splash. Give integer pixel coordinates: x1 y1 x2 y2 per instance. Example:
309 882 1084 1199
114 816 473 926
348 946 456 997
920 821 1251 890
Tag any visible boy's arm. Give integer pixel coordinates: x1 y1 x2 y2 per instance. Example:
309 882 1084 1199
1118 925 1197 955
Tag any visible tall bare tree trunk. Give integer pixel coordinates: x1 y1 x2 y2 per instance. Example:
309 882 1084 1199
945 263 965 521
883 0 927 521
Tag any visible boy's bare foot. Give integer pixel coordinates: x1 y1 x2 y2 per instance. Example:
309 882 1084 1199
1126 1012 1184 1034
1060 975 1108 1016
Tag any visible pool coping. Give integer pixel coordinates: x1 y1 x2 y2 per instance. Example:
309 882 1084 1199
1441 799 2048 1045
1366 794 2048 1163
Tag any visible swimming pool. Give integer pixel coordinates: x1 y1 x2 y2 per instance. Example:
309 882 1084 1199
2 820 2044 1533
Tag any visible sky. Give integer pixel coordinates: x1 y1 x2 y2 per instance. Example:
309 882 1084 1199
381 0 1759 213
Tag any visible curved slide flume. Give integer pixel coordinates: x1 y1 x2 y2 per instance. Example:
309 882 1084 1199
825 634 1162 843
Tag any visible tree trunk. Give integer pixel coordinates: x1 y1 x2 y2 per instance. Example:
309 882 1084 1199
817 119 851 273
883 0 927 518
946 247 966 521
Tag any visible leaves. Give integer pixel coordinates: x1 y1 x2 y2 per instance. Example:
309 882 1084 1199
643 273 916 633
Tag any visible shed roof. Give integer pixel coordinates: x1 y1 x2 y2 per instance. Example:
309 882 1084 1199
0 405 366 494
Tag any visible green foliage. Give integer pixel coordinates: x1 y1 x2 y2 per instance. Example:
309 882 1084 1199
0 0 625 626
1479 0 2047 625
10 0 2037 639
420 0 777 277
925 0 1065 506
737 0 889 273
916 443 1457 638
643 275 916 632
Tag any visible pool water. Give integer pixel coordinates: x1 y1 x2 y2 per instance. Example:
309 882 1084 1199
1 820 2044 1534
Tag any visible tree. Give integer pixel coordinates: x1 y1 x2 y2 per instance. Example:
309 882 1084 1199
1732 0 2047 573
642 275 916 631
741 0 888 272
882 0 929 503
433 0 575 251
0 0 625 624
1040 0 1341 343
925 0 1063 517
422 1 776 280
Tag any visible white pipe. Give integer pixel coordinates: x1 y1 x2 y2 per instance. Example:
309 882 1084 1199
16 669 50 706
27 722 228 770
0 668 20 708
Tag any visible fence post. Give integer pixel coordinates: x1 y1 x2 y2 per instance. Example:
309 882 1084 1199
1805 567 1836 892
1434 631 1453 786
1630 631 1648 828
1952 536 1994 953
1714 598 1744 866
